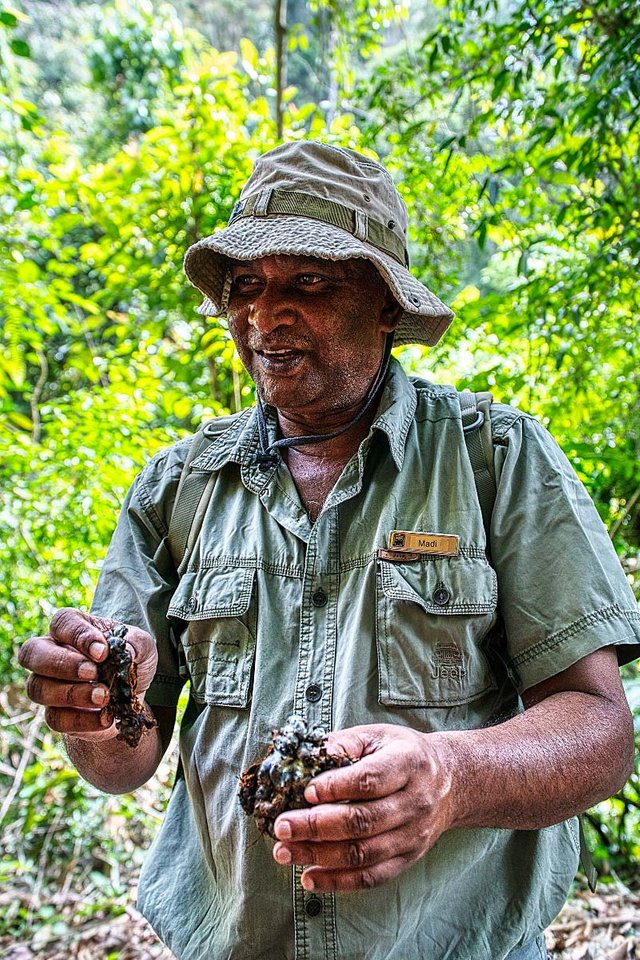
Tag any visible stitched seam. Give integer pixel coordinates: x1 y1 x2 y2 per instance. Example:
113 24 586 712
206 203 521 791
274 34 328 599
186 653 239 665
382 683 495 707
513 605 640 667
196 555 304 578
489 407 535 442
170 602 250 619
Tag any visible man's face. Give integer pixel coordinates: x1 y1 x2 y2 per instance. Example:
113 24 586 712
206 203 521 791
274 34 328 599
226 254 400 424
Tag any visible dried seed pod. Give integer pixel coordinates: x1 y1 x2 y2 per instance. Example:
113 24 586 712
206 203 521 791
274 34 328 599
238 714 354 837
97 624 157 748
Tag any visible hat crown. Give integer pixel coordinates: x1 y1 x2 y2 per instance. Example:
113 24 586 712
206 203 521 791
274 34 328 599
240 141 408 249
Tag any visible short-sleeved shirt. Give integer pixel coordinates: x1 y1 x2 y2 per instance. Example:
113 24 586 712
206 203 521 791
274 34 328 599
91 358 640 960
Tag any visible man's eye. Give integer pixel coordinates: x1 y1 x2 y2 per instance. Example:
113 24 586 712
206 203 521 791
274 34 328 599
231 275 260 288
297 274 325 285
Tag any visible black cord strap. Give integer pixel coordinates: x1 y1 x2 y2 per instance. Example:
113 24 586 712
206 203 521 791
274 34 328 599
255 335 395 468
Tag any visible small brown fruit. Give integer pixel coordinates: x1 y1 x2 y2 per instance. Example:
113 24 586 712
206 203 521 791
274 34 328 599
238 714 353 837
97 625 157 748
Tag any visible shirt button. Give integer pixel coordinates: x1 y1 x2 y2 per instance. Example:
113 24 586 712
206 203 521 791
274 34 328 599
312 589 328 607
305 683 322 703
305 896 322 917
187 596 198 612
433 586 450 607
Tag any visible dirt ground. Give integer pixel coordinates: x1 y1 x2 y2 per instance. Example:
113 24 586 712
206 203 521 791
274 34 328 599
1 887 638 960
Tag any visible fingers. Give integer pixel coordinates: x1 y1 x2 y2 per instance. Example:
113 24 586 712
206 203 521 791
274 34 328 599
26 674 109 710
305 750 412 805
44 706 114 736
274 795 405 843
19 610 158 690
301 855 414 893
49 607 110 661
272 805 429 893
269 725 454 893
19 635 99 682
273 823 413 871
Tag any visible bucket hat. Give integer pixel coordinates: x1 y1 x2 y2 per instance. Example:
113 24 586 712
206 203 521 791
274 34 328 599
183 140 454 347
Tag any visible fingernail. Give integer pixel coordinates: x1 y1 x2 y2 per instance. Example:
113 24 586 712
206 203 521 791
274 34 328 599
91 687 107 705
306 785 318 803
275 845 292 864
302 873 315 891
276 820 292 840
89 641 106 659
78 662 97 681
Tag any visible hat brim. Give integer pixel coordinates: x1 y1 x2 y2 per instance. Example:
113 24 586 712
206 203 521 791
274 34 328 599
183 216 454 347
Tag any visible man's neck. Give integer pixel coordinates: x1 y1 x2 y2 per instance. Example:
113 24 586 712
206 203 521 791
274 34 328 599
276 402 377 464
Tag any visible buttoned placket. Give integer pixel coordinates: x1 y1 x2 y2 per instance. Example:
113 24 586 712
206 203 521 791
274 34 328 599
245 439 343 960
290 502 341 960
233 374 414 960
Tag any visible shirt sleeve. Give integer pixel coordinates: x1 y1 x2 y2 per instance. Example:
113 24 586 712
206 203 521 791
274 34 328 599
489 406 640 692
90 438 192 707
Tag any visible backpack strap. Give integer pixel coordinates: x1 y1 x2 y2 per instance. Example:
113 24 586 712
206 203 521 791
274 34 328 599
167 413 244 575
457 388 598 893
458 389 497 542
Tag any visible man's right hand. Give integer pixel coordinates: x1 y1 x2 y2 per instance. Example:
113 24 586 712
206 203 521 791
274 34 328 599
18 608 158 741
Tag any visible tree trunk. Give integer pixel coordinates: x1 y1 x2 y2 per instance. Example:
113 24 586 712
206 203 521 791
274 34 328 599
274 0 288 138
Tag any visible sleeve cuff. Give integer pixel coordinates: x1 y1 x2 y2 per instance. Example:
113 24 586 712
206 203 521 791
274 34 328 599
511 605 640 691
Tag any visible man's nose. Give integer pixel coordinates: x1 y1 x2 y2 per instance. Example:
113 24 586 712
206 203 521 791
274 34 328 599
247 285 296 334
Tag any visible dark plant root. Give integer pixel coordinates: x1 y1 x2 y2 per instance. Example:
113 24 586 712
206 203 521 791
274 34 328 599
238 715 354 838
97 624 157 748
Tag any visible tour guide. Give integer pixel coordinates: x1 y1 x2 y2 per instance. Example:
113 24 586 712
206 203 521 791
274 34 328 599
19 141 640 960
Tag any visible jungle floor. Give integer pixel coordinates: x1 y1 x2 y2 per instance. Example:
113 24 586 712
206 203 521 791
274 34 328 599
1 887 639 960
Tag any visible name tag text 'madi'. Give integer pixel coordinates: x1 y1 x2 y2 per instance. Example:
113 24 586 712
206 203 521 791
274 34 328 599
387 531 460 557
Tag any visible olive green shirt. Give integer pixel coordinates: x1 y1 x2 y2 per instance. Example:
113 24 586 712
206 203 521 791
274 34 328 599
92 359 640 960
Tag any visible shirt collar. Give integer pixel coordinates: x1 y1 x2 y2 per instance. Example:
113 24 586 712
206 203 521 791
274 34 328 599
190 356 417 475
368 356 417 470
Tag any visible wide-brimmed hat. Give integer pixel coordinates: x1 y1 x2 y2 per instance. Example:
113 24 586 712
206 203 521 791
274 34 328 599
183 141 454 347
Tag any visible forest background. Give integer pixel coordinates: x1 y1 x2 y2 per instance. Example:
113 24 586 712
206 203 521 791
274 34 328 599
0 0 639 956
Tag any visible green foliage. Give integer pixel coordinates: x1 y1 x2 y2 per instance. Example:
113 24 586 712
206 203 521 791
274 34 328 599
0 694 177 943
0 2 639 948
356 0 640 562
86 0 203 153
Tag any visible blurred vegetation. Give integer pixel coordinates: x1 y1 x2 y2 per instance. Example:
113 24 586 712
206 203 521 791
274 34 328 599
1 0 639 949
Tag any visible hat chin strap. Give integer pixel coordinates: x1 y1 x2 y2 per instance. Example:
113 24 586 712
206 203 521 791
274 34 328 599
255 333 394 468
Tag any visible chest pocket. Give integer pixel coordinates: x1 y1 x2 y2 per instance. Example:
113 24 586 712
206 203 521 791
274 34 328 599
168 565 256 707
376 556 498 707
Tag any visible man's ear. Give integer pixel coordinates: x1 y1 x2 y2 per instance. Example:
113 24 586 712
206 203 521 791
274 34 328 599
379 290 404 334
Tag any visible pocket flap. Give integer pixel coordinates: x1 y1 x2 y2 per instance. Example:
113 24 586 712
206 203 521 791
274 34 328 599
168 566 255 620
378 557 496 615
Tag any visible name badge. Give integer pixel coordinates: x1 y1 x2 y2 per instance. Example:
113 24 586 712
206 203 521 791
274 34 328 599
387 530 459 557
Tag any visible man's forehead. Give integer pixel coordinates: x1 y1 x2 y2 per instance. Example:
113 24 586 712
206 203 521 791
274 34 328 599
229 254 374 276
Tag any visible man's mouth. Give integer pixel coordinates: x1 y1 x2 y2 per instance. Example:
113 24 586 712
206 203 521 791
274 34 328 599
255 348 305 371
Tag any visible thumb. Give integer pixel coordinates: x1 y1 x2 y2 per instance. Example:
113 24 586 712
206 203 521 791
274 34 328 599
49 608 110 662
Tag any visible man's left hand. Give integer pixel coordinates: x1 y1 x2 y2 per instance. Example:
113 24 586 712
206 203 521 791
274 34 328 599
272 723 454 893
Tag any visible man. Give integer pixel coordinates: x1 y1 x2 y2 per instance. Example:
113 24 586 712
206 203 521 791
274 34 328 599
19 141 639 960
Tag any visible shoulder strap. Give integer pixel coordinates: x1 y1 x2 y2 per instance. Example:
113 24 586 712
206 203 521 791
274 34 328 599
458 389 497 539
167 413 242 575
457 388 598 892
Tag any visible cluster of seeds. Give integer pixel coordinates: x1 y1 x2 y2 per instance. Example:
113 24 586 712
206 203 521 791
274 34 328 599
238 714 353 837
97 625 157 748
